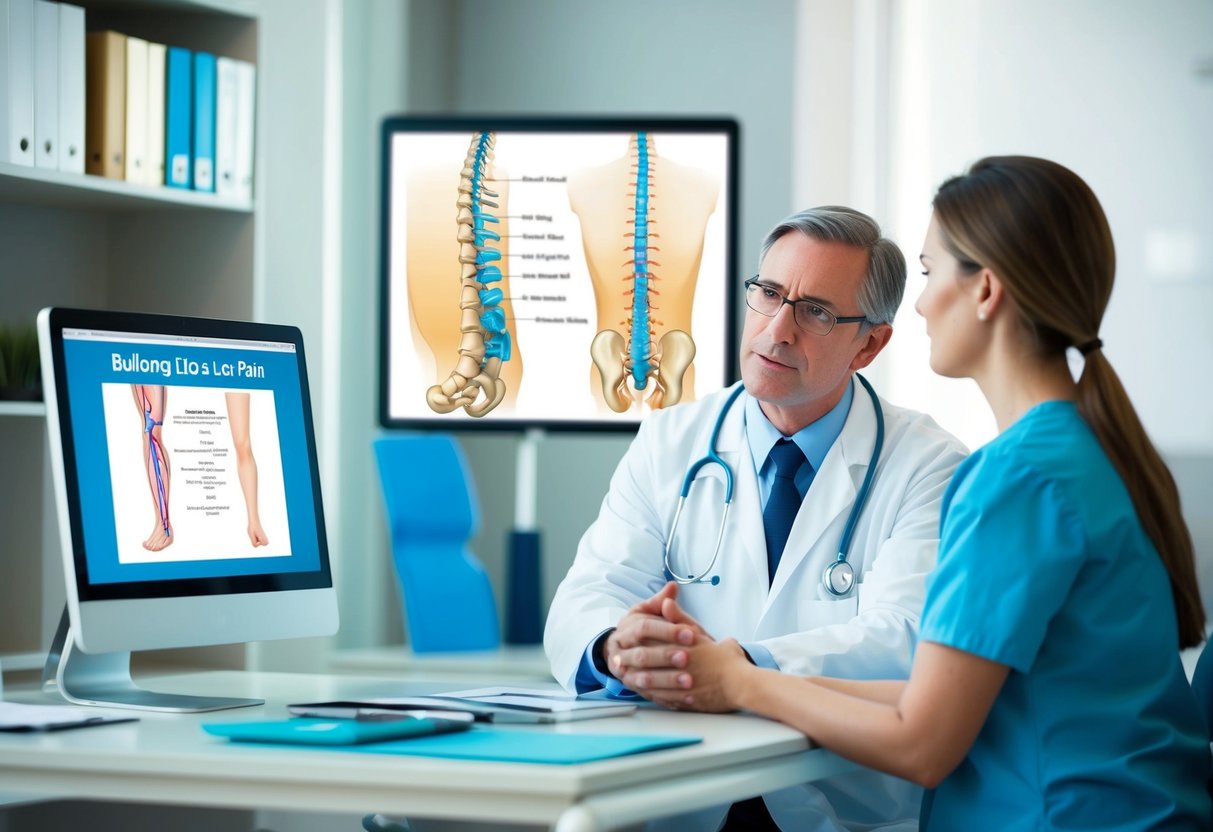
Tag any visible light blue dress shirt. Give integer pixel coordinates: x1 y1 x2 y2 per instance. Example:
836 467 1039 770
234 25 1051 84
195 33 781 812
918 401 1212 830
575 380 855 693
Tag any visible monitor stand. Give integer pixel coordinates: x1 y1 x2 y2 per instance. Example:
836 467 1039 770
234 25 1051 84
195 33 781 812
41 608 264 713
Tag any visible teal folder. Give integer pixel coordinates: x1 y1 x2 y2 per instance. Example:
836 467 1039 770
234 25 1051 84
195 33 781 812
362 727 701 764
204 721 699 764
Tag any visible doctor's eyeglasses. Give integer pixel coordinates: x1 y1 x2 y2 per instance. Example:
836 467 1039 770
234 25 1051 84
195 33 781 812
744 276 871 336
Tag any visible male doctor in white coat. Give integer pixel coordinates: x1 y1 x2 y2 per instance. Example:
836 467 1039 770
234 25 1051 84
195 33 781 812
545 206 968 831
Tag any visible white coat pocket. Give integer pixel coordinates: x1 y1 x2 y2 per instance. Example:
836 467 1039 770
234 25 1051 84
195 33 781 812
798 596 859 630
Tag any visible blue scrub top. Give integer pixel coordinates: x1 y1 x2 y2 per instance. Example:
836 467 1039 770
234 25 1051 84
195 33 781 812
919 401 1211 831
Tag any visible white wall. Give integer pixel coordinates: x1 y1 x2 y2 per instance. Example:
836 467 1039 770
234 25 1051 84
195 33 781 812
878 0 1213 454
871 0 1213 609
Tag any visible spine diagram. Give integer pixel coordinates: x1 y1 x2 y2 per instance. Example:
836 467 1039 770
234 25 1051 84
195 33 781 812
426 132 513 417
584 133 697 413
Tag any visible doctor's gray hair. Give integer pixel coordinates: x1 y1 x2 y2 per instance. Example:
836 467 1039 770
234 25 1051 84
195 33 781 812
759 206 905 328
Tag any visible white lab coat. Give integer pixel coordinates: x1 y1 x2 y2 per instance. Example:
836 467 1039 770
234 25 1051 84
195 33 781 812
545 378 968 832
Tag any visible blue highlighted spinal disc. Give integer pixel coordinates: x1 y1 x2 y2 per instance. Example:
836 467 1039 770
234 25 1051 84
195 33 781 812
484 331 512 361
480 307 506 334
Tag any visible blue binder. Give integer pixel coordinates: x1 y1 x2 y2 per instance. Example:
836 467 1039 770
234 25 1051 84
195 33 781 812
191 51 216 192
164 47 192 189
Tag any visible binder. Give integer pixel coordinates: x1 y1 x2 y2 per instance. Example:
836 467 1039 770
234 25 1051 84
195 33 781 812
144 41 165 185
234 59 255 200
56 1 83 173
32 0 57 169
1 0 36 166
85 30 125 179
123 35 147 182
164 45 190 188
214 55 238 196
191 50 215 191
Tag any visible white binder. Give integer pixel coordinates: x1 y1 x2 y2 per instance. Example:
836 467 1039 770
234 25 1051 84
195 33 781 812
57 1 83 173
234 59 256 201
214 55 238 196
123 35 147 182
34 0 61 169
1 0 35 166
145 41 165 185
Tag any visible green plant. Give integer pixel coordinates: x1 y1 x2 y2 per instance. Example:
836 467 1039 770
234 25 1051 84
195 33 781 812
0 323 41 392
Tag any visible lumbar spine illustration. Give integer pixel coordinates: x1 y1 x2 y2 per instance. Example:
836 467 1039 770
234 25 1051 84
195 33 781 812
426 131 512 417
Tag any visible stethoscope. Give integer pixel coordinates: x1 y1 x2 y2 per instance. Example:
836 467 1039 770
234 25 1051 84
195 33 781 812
662 373 885 597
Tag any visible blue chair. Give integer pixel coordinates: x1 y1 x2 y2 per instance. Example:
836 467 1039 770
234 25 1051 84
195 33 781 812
373 435 500 653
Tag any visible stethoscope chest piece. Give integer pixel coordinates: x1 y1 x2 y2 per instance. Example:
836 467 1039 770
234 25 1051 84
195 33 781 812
822 558 855 597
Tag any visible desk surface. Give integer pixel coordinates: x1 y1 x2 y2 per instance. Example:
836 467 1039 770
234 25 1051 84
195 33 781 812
0 671 856 832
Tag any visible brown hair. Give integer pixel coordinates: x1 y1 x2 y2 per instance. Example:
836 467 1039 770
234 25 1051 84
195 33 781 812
933 155 1204 649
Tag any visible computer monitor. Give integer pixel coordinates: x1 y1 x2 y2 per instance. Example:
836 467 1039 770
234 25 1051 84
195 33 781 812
37 307 338 712
379 115 740 431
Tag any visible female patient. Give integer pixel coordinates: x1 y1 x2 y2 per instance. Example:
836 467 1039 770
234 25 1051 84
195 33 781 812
671 156 1212 828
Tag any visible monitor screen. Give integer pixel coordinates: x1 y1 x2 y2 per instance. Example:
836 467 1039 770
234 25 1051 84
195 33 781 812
38 308 337 656
379 116 740 431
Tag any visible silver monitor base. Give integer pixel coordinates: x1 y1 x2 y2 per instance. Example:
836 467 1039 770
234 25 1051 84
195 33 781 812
41 609 264 713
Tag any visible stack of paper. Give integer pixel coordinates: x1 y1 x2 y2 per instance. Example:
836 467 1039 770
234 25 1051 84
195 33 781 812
0 701 136 732
289 686 639 724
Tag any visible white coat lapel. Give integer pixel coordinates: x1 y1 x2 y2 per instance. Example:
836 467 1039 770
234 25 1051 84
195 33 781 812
712 394 768 592
766 377 877 602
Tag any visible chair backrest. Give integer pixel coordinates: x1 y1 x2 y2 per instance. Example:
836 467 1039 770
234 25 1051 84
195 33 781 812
1192 640 1213 741
373 435 499 653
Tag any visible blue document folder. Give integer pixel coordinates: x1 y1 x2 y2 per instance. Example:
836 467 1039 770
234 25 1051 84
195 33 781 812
204 721 699 764
164 46 191 188
364 727 701 764
191 50 216 191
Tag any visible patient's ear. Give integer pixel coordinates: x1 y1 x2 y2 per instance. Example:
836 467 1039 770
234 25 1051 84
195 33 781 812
975 268 1007 321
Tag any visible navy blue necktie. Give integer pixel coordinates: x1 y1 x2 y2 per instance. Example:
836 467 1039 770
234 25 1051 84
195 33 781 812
762 439 807 586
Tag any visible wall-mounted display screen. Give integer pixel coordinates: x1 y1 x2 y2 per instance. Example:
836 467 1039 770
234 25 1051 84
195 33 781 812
379 116 739 431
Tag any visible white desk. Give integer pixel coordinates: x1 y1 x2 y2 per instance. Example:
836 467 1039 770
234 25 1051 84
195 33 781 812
0 671 857 832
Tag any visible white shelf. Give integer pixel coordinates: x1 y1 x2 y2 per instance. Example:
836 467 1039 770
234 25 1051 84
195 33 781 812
0 402 46 418
0 162 253 214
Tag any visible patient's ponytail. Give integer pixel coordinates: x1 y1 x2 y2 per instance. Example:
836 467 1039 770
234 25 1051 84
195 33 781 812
933 155 1205 649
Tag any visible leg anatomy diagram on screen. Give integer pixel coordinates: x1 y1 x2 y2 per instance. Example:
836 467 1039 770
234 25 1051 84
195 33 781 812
126 385 269 552
225 391 269 548
404 131 720 418
133 384 173 550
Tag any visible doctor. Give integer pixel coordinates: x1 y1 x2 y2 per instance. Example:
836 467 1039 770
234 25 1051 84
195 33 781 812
545 206 967 832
